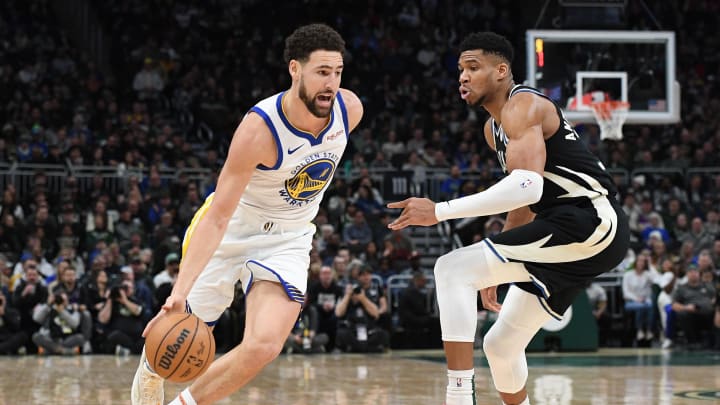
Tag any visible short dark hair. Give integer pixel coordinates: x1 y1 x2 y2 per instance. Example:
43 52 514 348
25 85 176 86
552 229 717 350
283 23 345 64
459 32 514 63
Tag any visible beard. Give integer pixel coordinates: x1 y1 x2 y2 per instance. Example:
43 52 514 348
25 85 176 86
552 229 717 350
299 78 333 118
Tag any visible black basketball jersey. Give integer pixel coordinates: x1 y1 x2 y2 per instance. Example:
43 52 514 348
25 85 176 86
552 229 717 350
490 84 618 214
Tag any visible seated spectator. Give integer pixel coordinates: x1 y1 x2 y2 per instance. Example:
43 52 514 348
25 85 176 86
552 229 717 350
622 252 658 342
342 210 373 255
398 271 440 349
335 266 389 353
97 280 147 354
153 252 179 309
671 265 715 348
383 229 414 270
0 292 27 354
31 292 84 355
307 266 343 351
284 301 328 354
585 282 611 346
12 263 47 351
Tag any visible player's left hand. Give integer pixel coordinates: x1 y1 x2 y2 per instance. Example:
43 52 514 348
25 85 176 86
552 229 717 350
480 286 502 313
387 197 438 230
142 293 187 337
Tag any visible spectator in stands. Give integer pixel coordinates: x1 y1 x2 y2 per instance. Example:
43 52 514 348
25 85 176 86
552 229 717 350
671 265 715 348
132 58 165 100
398 271 439 348
308 266 343 351
122 259 154 315
383 228 414 270
11 261 47 347
335 266 389 353
622 252 658 342
439 165 464 200
342 210 373 255
153 252 179 309
683 217 714 255
97 279 146 354
0 292 27 354
32 291 85 355
284 299 328 354
585 282 610 346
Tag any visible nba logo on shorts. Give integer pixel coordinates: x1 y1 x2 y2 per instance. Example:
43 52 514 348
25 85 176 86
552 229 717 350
456 378 463 387
520 178 533 188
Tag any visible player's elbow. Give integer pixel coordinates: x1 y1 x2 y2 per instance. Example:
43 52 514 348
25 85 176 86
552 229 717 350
514 169 543 205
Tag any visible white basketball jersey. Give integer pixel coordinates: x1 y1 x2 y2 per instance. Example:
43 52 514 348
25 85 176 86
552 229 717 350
238 91 349 224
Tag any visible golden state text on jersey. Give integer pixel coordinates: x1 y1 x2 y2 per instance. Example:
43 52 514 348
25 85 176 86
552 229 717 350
239 91 349 223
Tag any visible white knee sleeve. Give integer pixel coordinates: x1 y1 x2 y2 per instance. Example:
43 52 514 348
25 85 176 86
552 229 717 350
482 286 553 393
435 242 532 342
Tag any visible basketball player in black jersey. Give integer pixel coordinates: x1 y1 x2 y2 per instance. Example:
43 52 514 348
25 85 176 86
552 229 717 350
388 32 629 405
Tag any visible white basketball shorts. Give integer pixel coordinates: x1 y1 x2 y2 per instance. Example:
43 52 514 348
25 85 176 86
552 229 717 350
183 195 314 324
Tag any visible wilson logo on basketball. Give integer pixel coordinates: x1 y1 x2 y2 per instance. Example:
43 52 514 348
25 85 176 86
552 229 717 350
158 328 191 370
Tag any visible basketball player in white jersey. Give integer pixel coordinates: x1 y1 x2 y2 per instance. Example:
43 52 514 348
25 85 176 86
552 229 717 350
387 32 629 405
131 23 363 405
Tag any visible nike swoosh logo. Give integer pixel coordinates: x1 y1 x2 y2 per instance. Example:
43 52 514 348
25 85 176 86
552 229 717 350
287 144 304 154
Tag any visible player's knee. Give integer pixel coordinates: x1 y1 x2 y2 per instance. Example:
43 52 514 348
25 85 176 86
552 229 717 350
482 325 505 361
243 339 284 366
433 250 463 285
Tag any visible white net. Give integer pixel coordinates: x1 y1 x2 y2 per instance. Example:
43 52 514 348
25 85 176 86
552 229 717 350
591 101 629 141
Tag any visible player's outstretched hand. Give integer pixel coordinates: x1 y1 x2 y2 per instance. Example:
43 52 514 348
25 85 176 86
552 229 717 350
142 293 187 337
387 197 439 230
480 286 502 313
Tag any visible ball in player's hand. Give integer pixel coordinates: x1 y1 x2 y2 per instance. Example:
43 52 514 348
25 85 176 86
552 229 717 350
144 313 215 382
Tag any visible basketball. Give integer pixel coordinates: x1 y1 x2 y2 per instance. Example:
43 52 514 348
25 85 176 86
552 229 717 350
144 313 215 383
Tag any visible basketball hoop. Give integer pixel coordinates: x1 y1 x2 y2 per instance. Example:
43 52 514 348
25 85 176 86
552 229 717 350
591 100 629 141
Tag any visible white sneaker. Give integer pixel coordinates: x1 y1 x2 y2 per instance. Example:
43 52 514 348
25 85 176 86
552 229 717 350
645 330 654 341
131 348 164 405
661 339 673 349
636 330 645 341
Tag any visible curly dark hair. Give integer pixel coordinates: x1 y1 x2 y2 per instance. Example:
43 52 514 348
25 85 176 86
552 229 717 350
459 32 514 63
283 23 345 64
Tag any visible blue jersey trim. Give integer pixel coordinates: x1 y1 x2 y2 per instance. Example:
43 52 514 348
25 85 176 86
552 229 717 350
246 260 305 305
249 106 283 171
483 239 508 263
275 91 335 146
185 301 219 326
336 90 350 139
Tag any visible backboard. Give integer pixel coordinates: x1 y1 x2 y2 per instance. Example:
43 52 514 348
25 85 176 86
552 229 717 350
525 30 679 124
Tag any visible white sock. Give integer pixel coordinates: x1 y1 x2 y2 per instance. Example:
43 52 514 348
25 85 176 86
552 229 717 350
168 388 197 405
446 369 475 405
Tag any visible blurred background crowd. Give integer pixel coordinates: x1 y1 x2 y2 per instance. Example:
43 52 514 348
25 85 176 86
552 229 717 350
0 0 719 357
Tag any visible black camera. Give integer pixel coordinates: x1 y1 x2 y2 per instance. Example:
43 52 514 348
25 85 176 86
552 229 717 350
53 292 65 306
352 284 362 294
109 283 127 300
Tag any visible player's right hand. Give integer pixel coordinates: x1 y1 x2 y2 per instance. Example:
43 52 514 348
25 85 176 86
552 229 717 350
142 293 187 337
480 286 502 312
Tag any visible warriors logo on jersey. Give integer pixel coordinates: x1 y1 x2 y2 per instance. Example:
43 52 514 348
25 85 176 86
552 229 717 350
241 91 349 223
280 154 338 205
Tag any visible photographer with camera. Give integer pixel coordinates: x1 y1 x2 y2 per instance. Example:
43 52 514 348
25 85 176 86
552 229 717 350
334 266 390 353
0 292 28 354
31 291 85 355
97 279 146 355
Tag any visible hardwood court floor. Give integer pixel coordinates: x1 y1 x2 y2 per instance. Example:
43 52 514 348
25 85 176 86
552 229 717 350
0 348 718 404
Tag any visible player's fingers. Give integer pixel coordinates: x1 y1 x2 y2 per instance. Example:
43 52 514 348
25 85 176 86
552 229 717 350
142 312 163 337
386 199 410 209
388 216 410 230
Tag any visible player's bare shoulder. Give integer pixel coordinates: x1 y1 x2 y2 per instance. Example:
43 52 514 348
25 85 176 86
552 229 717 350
500 91 551 140
231 110 277 168
338 88 364 132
